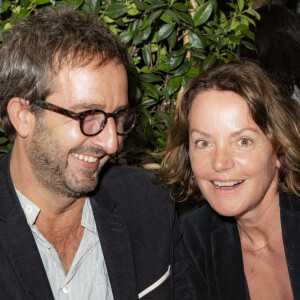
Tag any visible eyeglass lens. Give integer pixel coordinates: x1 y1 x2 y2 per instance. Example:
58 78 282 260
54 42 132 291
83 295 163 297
83 110 135 135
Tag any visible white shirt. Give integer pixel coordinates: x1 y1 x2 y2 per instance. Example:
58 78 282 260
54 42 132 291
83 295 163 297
16 190 114 300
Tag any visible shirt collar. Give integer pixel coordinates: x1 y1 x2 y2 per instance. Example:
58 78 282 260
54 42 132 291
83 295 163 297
15 189 97 233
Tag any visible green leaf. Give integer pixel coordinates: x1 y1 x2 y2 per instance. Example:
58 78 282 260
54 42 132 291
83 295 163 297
0 137 8 144
36 0 50 4
144 3 167 14
240 14 256 26
127 6 140 16
234 24 249 34
142 46 151 68
133 0 147 11
119 31 134 43
194 0 213 27
203 53 217 71
176 11 194 27
185 66 201 78
169 47 186 57
241 41 257 51
82 0 100 14
0 145 10 153
106 3 131 19
140 98 158 107
228 35 242 44
140 82 159 100
173 2 188 12
165 9 180 24
245 8 260 20
140 109 153 127
148 9 163 25
156 62 170 72
167 76 182 95
139 73 162 82
237 0 244 12
160 13 173 25
157 23 175 42
188 31 203 49
167 54 184 70
130 19 142 31
167 30 177 49
243 30 255 40
191 49 206 60
173 59 192 77
132 26 151 45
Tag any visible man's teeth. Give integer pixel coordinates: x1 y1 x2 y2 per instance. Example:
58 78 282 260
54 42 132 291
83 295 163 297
213 180 243 187
73 153 98 163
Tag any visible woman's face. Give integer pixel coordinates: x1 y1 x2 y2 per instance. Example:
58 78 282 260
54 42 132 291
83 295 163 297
189 89 280 218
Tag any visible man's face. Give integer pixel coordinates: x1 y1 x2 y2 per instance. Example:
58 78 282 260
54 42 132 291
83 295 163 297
28 59 128 198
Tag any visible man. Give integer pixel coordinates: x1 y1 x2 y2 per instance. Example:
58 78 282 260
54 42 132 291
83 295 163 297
0 9 190 299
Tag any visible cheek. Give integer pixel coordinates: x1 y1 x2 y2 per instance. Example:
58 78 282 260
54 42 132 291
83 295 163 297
238 152 278 182
189 152 208 177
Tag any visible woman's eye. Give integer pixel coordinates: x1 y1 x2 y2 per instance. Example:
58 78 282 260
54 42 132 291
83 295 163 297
196 140 210 148
238 138 252 146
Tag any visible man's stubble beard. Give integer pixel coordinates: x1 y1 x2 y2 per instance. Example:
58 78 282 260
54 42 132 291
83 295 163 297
28 118 105 198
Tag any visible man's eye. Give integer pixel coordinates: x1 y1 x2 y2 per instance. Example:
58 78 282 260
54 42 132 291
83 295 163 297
238 138 252 146
196 140 209 148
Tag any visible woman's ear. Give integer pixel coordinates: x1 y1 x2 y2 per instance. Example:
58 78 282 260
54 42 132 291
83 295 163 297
7 97 35 138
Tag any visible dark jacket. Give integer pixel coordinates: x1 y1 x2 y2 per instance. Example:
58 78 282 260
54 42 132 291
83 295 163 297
181 192 300 300
0 152 191 299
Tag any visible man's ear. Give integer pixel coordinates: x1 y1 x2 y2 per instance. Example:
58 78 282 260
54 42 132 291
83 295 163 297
7 97 35 138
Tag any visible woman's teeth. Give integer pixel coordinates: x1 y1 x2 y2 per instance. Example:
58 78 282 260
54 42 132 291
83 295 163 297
213 180 243 188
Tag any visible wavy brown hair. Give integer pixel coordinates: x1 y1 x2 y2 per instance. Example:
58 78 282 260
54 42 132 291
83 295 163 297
159 60 300 201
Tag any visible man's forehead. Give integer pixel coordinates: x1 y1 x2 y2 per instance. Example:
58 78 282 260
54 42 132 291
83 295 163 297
48 59 128 110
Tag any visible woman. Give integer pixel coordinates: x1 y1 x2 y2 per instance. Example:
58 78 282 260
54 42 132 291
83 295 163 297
159 60 300 299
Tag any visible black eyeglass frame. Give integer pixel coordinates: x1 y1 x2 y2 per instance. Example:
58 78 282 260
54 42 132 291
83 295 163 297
34 100 137 136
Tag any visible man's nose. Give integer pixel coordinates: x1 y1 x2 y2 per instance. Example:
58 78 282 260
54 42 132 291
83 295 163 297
89 117 120 155
211 146 235 172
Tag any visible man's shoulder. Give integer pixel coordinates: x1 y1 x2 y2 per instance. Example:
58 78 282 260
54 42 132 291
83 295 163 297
93 163 173 214
100 163 156 182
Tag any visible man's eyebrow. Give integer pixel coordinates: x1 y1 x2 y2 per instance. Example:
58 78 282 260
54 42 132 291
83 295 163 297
68 102 129 111
68 103 105 110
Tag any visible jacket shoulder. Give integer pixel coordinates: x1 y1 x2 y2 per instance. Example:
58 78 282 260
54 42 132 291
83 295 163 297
93 163 173 217
280 191 300 213
180 203 219 246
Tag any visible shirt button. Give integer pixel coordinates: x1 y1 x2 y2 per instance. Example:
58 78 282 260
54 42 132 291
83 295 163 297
63 284 71 294
25 205 33 215
43 242 51 249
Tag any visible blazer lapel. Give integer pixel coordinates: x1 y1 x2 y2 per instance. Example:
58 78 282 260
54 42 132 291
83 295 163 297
91 196 138 300
0 156 53 299
280 193 300 299
211 217 249 300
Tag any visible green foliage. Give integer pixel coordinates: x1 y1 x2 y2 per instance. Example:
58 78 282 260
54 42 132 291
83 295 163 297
0 0 259 164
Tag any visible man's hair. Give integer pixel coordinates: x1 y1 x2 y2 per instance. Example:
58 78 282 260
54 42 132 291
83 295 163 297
159 60 300 201
0 8 128 141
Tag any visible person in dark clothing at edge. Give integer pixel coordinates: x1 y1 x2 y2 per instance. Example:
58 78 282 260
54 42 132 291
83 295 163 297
239 0 300 105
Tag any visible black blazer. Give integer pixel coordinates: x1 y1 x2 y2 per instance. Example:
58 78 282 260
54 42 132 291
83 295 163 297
181 192 300 300
0 153 191 299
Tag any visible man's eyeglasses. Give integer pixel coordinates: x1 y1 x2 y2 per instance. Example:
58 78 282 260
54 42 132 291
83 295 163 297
34 100 136 136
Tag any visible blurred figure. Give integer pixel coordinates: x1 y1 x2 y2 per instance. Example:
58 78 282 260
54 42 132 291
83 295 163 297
239 0 300 104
